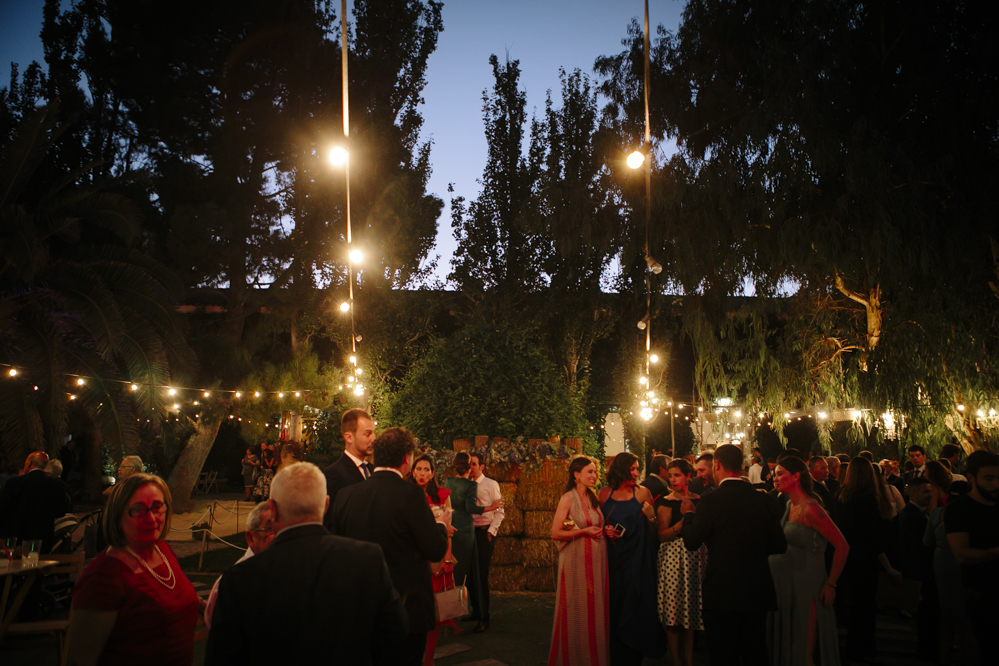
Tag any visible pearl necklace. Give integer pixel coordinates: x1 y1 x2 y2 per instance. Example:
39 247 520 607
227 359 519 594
125 545 177 590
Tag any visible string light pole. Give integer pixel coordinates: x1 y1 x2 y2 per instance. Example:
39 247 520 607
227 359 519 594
628 0 660 469
331 0 365 398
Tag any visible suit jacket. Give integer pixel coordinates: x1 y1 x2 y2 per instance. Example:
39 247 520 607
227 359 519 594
640 474 669 501
205 524 406 665
825 477 841 496
0 469 71 553
814 481 837 523
332 470 449 635
687 478 713 496
322 453 365 530
682 479 787 613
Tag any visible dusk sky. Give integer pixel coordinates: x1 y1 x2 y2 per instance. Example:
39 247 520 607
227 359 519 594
0 0 686 281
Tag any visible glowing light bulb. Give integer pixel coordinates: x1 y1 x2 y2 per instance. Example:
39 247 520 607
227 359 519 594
7 369 17 377
254 391 260 397
340 302 350 312
355 368 362 375
735 411 742 418
627 150 645 169
77 378 85 386
295 392 301 397
349 356 357 365
649 354 659 363
173 403 179 410
168 388 176 396
349 248 363 263
329 146 348 166
69 394 76 400
235 392 241 398
818 412 827 419
957 404 965 411
131 384 138 391
278 392 284 398
639 376 648 385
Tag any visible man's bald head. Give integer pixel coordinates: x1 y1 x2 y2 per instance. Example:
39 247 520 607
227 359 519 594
23 451 49 474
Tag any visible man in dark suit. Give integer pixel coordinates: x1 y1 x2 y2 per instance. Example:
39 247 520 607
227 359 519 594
824 456 841 495
808 456 837 521
681 444 787 666
206 462 407 665
333 427 451 665
0 451 71 553
641 455 670 500
322 408 376 530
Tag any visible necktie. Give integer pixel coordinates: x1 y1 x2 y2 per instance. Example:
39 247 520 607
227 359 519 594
362 462 373 479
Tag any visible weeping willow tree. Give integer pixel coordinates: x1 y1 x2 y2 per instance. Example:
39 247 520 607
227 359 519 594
597 1 999 453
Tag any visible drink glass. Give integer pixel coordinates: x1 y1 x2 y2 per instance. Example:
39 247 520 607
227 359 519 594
0 536 15 571
21 539 41 566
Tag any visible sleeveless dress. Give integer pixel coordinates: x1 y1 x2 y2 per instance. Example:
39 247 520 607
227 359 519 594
767 503 840 665
548 490 609 666
602 488 667 664
656 498 707 630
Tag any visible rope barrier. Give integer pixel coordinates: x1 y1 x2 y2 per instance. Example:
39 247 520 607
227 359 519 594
167 507 211 532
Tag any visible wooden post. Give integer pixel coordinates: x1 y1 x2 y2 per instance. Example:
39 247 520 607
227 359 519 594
198 503 214 572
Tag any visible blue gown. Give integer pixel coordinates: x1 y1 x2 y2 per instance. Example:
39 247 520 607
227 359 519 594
602 487 667 664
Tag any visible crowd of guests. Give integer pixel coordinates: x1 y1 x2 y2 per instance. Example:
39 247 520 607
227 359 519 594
548 444 999 666
3 417 997 666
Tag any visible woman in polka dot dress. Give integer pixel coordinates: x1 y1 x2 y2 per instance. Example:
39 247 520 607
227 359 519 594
654 459 707 666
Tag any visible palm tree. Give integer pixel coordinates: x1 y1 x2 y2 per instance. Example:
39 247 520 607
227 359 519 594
0 105 195 493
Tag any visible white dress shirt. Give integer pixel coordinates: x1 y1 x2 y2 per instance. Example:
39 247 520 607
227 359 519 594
473 473 505 536
748 463 763 484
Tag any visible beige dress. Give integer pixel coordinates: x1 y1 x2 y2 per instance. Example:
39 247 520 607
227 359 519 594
548 490 610 666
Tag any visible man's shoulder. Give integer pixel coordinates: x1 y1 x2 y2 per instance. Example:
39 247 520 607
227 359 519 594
325 455 352 475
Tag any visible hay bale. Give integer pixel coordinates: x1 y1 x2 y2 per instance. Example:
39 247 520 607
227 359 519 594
519 482 564 511
491 537 522 566
524 566 557 592
499 482 519 511
490 565 526 592
524 511 557 539
498 508 524 536
489 462 521 483
521 538 558 568
521 460 570 489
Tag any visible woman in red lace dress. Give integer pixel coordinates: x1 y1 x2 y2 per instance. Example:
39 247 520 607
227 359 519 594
67 473 199 665
412 454 461 666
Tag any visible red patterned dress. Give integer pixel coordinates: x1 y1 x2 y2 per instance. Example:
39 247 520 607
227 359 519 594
548 489 610 666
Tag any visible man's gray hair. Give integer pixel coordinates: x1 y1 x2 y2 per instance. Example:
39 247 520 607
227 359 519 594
826 456 840 466
45 459 63 478
246 501 273 532
270 462 327 520
121 455 144 474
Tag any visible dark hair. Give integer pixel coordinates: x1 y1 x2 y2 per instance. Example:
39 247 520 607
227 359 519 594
939 458 952 471
606 452 638 490
907 476 931 491
372 427 417 468
469 452 483 467
695 452 713 464
278 441 304 462
917 460 952 493
767 457 776 464
666 459 693 477
565 456 600 508
859 450 874 461
340 408 371 436
939 443 962 460
650 455 669 476
412 454 442 503
966 450 999 478
714 444 743 473
776 456 823 506
453 452 471 476
836 453 851 463
907 444 925 454
784 448 804 460
839 456 893 519
807 456 826 469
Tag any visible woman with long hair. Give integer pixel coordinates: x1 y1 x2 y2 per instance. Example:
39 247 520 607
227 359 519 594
923 460 952 509
654 459 706 666
412 454 461 665
768 456 849 666
837 456 903 664
597 452 666 664
548 456 608 666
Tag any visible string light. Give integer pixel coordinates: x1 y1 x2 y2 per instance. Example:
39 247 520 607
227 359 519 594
339 302 350 312
168 388 177 396
8 369 17 377
131 384 138 391
76 378 85 386
235 392 241 398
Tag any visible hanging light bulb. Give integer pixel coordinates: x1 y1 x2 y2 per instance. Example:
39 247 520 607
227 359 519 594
235 392 242 398
77 378 85 386
649 353 659 363
639 376 648 385
131 384 138 391
340 302 350 312
349 248 363 263
7 369 17 377
329 146 348 166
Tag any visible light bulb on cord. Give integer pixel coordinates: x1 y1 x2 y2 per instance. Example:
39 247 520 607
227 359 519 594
627 150 645 169
7 369 16 377
330 146 348 166
339 302 350 312
349 248 363 263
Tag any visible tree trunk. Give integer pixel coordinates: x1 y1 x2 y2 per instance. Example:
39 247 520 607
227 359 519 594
167 414 224 513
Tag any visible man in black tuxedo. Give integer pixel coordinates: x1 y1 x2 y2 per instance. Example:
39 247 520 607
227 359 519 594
0 451 71 553
333 427 451 665
206 462 407 665
322 408 376 529
687 452 715 496
824 456 841 495
808 456 837 521
681 444 786 666
641 455 670 500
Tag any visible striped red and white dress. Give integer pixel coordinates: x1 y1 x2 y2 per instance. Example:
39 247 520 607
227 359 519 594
548 489 610 666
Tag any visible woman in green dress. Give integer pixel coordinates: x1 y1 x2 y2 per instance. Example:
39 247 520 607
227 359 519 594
444 452 502 623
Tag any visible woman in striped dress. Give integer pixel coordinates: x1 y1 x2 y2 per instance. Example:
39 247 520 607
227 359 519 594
548 456 609 666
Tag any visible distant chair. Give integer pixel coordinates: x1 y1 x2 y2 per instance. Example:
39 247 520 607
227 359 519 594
6 551 86 665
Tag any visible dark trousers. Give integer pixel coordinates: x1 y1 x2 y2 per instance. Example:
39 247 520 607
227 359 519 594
845 565 879 661
473 526 493 621
398 632 427 666
702 609 769 666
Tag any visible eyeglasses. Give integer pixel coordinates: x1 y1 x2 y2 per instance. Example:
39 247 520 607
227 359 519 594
127 501 168 519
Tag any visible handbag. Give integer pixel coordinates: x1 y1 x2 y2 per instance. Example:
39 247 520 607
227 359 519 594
434 575 468 622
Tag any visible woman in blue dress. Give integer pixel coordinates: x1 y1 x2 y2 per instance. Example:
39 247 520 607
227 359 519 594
597 452 667 665
768 456 849 666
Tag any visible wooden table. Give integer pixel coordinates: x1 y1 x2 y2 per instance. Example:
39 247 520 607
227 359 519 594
0 559 58 640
